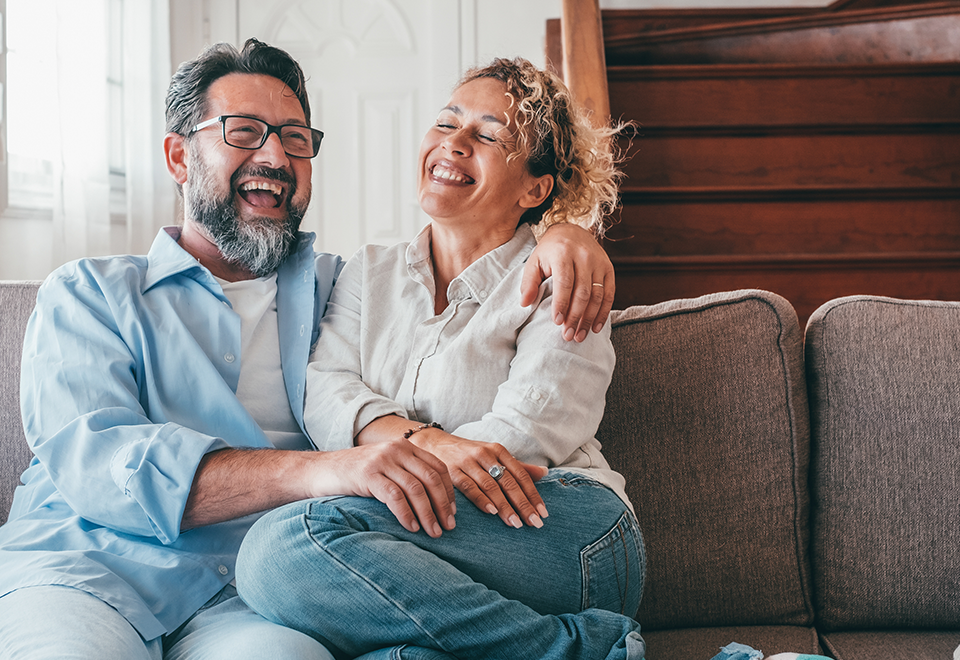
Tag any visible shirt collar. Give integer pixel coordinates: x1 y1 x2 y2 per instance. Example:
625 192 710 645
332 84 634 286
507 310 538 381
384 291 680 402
142 226 317 294
142 227 207 293
405 223 537 305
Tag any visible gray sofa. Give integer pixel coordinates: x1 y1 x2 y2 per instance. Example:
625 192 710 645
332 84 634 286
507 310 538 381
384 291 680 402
2 280 958 659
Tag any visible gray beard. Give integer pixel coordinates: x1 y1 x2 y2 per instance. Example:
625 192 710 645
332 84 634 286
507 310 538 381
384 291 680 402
186 161 306 278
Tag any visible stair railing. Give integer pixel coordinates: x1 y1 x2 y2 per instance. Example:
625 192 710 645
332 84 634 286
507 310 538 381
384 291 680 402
560 0 611 126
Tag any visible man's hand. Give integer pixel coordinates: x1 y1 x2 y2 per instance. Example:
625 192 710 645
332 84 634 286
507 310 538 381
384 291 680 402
182 442 456 538
318 440 456 538
522 223 616 342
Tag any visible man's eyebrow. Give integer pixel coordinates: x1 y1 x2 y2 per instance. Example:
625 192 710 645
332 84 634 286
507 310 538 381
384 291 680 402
441 105 506 126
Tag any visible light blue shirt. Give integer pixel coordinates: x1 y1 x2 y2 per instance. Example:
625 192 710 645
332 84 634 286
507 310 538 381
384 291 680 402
0 227 342 640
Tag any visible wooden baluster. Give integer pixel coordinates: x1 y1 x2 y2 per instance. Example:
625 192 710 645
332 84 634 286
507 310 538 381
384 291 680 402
560 0 610 126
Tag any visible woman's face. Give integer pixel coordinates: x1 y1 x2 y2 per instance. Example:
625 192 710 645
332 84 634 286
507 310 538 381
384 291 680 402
417 77 552 232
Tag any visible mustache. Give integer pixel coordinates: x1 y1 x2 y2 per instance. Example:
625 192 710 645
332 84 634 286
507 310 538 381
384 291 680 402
230 165 297 189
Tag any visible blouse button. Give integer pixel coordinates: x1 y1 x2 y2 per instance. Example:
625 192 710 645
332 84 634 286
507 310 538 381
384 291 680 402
224 353 236 363
218 565 229 575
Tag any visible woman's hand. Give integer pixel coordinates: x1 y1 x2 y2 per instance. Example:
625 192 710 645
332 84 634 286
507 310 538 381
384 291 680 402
522 222 616 343
406 428 550 529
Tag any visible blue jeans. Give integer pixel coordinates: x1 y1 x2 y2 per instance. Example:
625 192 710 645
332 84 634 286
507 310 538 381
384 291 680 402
237 470 646 660
0 584 332 659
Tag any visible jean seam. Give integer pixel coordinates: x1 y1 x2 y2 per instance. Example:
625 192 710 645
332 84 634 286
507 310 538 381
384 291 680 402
302 503 445 654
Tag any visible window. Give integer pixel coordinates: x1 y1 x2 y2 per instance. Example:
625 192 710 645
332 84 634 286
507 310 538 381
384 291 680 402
1 0 126 221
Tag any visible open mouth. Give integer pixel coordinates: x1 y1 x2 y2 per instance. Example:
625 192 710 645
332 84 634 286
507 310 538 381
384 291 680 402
431 164 475 184
238 180 287 209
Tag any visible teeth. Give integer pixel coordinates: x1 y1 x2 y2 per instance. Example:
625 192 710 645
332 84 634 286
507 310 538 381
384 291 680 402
240 181 283 196
432 166 471 183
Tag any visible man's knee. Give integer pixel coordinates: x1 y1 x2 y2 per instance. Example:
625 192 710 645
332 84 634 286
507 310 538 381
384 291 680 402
0 586 159 660
163 587 334 660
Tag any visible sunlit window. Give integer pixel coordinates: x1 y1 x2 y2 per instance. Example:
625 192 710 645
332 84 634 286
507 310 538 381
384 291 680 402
3 0 125 218
5 0 58 213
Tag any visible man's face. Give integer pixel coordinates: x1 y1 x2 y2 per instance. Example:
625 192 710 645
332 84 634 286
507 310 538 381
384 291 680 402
183 73 314 276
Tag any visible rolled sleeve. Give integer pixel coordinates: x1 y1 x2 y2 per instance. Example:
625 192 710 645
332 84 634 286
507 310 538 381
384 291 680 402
20 261 241 543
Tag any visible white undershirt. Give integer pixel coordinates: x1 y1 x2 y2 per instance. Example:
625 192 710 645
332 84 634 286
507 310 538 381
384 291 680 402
216 274 311 451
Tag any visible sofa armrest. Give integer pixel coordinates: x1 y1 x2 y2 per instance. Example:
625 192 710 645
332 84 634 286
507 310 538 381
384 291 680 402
0 281 41 524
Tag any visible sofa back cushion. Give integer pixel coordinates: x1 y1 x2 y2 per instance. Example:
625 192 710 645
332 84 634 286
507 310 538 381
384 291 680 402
0 282 39 524
599 290 814 630
806 295 960 630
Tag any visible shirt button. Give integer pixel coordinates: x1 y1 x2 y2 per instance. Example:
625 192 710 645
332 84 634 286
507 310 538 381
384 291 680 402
218 565 229 575
224 353 235 363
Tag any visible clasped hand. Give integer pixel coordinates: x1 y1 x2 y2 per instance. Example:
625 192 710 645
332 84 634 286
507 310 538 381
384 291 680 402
403 429 549 532
339 419 548 537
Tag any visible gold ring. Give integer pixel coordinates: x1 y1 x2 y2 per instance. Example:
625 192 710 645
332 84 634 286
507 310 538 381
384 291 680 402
592 283 604 287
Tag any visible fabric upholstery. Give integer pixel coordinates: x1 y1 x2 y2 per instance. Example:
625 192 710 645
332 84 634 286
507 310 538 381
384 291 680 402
806 296 960 631
819 630 960 660
643 625 822 660
0 281 40 524
600 290 813 630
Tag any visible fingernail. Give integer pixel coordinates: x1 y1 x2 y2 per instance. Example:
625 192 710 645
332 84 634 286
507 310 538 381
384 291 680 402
575 329 587 343
555 312 564 325
528 514 543 528
594 322 604 333
486 504 498 515
537 504 549 518
432 523 443 537
447 515 456 529
451 500 457 515
563 327 575 341
509 515 522 528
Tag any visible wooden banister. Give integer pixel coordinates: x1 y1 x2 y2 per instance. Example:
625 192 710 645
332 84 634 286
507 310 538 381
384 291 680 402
560 0 610 125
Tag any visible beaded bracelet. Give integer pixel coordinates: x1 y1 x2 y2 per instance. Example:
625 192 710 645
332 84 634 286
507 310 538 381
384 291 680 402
403 422 443 439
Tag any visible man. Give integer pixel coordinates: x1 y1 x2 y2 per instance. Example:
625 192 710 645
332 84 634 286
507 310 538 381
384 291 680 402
0 39 616 658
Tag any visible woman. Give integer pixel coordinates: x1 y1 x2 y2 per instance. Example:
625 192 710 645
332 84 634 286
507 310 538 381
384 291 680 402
237 57 645 660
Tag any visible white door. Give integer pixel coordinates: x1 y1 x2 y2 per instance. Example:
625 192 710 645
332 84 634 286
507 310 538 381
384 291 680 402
238 0 464 260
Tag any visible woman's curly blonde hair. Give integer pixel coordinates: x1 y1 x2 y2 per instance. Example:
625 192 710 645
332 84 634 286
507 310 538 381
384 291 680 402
458 57 626 236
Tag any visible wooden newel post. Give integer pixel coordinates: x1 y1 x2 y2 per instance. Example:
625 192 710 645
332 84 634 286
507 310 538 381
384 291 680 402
560 0 610 127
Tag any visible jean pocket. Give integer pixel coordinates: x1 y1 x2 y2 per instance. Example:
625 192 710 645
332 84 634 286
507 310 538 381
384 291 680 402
580 510 645 616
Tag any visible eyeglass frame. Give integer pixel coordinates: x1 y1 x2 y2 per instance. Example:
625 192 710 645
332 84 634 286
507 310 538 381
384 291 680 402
188 114 324 159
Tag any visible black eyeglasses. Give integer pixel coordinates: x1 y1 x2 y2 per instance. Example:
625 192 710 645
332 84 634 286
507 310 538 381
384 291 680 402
189 115 324 159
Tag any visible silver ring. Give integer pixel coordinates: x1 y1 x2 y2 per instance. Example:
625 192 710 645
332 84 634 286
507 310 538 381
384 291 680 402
592 282 604 288
488 464 505 481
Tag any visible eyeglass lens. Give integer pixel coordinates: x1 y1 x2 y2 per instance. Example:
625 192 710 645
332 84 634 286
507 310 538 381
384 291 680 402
223 116 320 158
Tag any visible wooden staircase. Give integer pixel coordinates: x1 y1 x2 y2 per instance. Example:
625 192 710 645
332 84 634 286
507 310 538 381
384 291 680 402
548 0 960 325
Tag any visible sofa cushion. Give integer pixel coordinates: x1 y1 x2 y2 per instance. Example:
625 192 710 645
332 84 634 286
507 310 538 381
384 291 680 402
598 290 813 630
0 281 39 524
806 295 960 631
819 630 960 660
